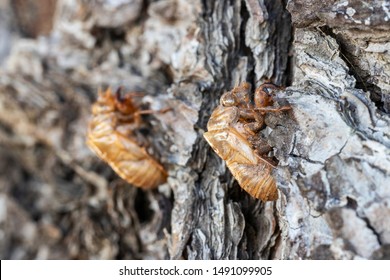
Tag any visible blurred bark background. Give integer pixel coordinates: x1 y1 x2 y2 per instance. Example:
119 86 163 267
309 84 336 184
0 0 389 259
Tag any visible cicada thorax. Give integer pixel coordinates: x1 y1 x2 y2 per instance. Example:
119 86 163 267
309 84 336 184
206 106 240 131
87 88 167 189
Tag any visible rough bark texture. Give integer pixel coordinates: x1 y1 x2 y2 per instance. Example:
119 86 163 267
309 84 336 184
0 0 389 260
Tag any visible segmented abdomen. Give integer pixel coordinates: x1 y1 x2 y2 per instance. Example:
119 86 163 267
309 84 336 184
87 95 167 189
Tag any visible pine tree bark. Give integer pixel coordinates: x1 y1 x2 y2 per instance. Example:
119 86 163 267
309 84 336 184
0 0 389 260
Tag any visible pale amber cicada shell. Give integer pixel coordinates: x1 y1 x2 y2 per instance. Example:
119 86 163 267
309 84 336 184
87 88 167 189
204 82 291 201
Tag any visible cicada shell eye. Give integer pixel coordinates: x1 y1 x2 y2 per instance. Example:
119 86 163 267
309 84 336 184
220 91 236 107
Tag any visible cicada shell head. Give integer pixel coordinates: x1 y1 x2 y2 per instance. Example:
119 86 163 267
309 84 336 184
220 82 251 107
91 88 116 115
254 83 278 108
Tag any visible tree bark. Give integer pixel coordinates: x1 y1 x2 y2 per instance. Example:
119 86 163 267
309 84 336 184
0 0 389 260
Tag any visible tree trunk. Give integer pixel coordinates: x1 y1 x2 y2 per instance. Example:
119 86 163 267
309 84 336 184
0 0 389 260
